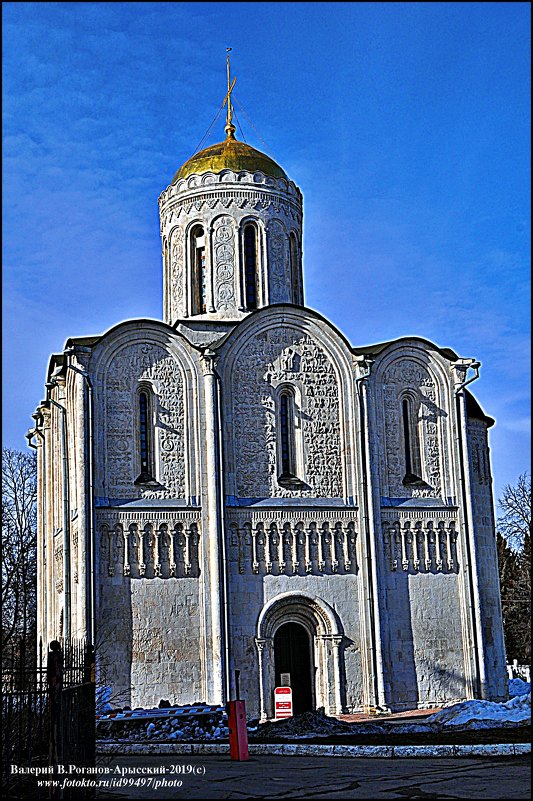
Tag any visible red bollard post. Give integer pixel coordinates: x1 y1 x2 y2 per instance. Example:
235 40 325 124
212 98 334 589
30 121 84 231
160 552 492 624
226 670 249 761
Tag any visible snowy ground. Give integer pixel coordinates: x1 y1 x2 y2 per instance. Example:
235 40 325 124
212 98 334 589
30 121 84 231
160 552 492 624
429 691 530 729
508 678 531 698
96 678 531 741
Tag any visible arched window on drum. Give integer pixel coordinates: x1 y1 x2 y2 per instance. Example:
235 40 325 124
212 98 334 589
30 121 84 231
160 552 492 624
190 225 207 314
243 222 259 310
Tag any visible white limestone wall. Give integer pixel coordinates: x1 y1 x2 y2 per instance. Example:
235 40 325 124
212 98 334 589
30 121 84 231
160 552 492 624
382 569 467 707
379 508 469 708
224 504 363 717
97 572 204 709
84 323 210 708
467 418 508 700
370 342 457 505
35 311 507 715
227 570 363 719
219 307 359 504
89 323 201 506
95 506 206 708
39 371 86 645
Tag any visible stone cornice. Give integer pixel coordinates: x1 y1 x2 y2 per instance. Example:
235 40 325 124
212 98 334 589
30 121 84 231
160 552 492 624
159 187 303 231
226 507 358 525
159 169 301 205
96 509 202 525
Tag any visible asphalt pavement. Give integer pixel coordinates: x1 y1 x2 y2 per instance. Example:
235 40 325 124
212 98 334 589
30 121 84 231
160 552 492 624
94 753 531 799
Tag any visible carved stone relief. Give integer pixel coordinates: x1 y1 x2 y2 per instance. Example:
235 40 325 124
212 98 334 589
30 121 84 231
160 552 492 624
213 216 236 311
105 343 185 499
98 517 200 579
228 519 357 576
381 359 443 498
161 193 303 229
231 329 343 498
382 519 458 574
54 541 63 593
72 523 78 583
268 220 289 303
468 420 491 486
170 228 184 319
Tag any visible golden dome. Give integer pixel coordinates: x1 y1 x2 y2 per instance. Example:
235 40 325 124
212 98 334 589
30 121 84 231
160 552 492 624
172 132 286 183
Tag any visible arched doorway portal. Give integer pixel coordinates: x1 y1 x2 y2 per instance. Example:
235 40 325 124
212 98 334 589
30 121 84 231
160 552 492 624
255 591 345 721
274 622 313 714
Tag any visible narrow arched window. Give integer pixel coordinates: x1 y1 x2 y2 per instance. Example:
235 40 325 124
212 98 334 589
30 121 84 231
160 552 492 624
279 390 296 478
191 225 206 314
135 389 155 485
401 395 421 484
244 223 258 310
139 392 150 474
402 398 413 476
289 233 299 303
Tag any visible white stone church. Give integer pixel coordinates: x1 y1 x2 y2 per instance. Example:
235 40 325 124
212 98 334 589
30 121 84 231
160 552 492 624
31 82 507 718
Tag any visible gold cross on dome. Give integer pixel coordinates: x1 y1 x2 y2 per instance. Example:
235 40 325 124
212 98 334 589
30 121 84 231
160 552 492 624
224 48 237 138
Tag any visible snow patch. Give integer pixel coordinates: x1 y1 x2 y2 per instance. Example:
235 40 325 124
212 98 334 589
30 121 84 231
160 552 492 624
509 678 531 697
430 692 531 728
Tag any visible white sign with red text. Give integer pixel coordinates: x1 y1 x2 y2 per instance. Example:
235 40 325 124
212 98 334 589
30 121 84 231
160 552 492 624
274 686 293 719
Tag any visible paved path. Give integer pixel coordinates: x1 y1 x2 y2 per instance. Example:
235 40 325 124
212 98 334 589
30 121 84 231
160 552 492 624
336 707 442 723
95 754 531 799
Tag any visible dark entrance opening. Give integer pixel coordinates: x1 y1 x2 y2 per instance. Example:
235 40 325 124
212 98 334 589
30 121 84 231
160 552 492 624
274 622 313 715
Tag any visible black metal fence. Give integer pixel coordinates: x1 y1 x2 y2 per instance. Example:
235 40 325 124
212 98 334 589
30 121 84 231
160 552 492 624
2 637 95 800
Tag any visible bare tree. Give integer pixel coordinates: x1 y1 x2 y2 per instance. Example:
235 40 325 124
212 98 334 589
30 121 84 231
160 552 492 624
497 472 531 664
497 472 531 551
2 447 37 651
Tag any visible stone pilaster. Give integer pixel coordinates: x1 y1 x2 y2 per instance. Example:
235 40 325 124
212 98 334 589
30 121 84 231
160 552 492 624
201 351 225 704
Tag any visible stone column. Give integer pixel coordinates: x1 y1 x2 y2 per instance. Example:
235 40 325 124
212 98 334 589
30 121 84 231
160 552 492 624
201 351 225 704
74 369 88 640
331 635 343 715
255 638 268 722
261 224 269 306
42 409 54 644
355 358 390 712
34 416 46 650
237 224 246 311
455 377 488 699
207 224 216 313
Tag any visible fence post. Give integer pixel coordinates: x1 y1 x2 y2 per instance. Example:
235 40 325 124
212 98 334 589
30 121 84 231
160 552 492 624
84 643 95 684
47 641 63 770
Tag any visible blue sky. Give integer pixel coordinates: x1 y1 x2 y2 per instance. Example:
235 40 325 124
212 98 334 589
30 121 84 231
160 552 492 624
3 2 530 501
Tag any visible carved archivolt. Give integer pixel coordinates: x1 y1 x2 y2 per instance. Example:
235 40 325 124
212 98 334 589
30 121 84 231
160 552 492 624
382 518 458 574
228 519 357 576
257 592 343 639
231 329 343 499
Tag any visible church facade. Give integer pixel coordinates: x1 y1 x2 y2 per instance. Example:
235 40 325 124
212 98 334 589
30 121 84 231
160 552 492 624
31 100 507 718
